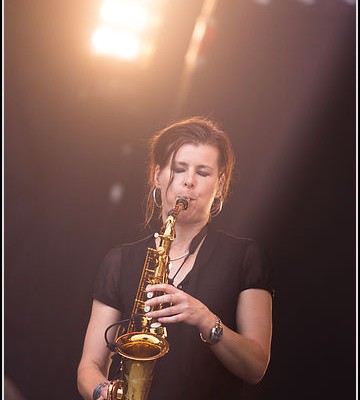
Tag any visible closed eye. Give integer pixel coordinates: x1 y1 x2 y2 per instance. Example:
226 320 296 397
197 171 210 177
173 168 185 173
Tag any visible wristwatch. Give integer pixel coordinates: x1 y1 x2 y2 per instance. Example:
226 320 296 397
200 316 223 345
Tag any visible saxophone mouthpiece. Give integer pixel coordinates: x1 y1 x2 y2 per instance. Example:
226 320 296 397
176 197 190 210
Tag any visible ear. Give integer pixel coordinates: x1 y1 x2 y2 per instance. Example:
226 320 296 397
154 165 161 187
216 174 225 198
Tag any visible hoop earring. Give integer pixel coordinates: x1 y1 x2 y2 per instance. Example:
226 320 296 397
210 197 223 218
153 187 162 209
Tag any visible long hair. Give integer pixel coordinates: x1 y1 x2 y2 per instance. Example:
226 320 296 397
145 116 235 226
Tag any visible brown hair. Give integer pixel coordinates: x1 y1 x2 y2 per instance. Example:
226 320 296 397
145 116 235 225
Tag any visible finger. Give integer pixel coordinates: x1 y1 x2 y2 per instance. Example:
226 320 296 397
158 313 186 324
146 303 184 318
145 293 177 307
146 283 177 293
100 387 108 399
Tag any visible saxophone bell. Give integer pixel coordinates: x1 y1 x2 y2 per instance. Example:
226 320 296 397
107 333 170 400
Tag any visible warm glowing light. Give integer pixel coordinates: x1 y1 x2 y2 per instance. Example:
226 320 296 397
100 0 150 31
92 0 164 62
92 27 141 60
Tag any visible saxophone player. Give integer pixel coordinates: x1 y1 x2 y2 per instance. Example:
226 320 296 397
77 117 273 400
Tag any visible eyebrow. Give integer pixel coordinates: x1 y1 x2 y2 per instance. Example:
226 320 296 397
173 161 214 170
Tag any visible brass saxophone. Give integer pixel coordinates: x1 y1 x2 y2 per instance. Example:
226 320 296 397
106 197 190 400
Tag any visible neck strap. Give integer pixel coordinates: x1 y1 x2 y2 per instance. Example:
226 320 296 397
188 224 208 254
169 224 208 284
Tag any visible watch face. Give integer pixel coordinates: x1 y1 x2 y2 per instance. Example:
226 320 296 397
210 326 223 343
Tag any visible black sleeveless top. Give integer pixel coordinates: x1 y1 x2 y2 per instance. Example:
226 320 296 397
94 225 274 400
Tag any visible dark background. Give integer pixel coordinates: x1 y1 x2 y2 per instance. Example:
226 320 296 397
4 1 356 399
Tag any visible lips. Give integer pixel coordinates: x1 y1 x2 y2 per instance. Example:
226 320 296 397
176 196 195 202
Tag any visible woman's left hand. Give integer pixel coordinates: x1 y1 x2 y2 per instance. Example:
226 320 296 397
145 283 215 332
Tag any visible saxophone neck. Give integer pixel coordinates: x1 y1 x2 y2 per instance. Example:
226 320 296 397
161 215 176 239
159 196 190 240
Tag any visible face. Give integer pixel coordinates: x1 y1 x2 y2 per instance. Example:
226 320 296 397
154 143 224 224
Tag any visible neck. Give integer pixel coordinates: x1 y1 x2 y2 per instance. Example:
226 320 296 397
155 219 208 254
169 221 208 253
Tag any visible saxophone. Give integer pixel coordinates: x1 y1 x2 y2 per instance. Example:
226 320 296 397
106 197 190 400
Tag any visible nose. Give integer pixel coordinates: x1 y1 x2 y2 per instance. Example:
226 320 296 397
184 171 195 188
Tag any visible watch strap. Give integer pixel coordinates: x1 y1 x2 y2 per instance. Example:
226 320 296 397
199 316 223 345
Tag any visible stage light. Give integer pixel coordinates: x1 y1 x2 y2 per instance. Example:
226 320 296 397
92 27 141 60
91 0 164 63
100 0 150 32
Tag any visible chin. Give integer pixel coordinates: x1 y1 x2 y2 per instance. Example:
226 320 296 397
178 211 208 225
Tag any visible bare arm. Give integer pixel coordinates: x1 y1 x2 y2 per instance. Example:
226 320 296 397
145 285 272 384
211 289 272 383
77 299 121 400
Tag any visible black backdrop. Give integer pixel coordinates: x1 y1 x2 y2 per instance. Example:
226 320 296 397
5 1 356 399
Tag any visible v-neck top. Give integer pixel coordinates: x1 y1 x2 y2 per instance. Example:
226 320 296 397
94 225 274 400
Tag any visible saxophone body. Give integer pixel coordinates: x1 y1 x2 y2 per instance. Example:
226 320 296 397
107 197 189 400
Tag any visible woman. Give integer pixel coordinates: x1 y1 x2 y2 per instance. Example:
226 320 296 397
77 117 273 400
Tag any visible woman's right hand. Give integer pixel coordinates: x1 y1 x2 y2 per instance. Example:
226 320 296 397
98 384 109 400
77 300 121 400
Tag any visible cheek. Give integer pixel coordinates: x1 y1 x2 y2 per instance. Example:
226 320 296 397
204 180 220 197
157 171 173 193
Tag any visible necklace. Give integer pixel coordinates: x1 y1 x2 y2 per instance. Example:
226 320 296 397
170 251 190 262
168 224 209 285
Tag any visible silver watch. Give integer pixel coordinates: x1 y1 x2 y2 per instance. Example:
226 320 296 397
200 316 223 345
